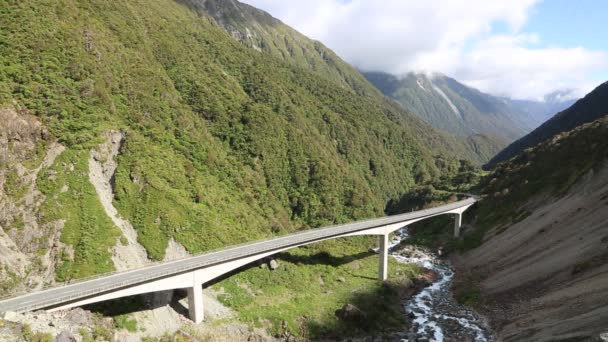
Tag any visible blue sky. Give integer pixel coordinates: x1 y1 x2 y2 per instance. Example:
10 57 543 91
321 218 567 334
522 0 608 84
243 0 607 101
524 0 605 50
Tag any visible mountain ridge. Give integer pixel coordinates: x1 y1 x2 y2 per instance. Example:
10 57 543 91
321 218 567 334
180 0 381 96
487 81 608 168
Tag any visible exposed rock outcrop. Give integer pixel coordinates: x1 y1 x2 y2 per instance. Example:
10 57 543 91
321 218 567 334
88 130 149 271
0 106 66 293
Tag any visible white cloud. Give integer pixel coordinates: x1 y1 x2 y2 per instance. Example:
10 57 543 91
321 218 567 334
241 0 607 100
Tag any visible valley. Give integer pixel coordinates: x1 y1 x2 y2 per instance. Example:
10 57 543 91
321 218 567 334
0 0 607 341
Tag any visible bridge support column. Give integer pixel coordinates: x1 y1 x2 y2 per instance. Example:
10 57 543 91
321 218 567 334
378 234 388 281
187 282 204 324
454 213 462 237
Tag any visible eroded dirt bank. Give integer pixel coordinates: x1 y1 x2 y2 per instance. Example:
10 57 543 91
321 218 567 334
454 164 608 341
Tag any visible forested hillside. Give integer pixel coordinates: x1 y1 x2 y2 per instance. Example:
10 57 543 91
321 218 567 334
0 0 368 276
0 0 488 337
364 72 529 140
176 0 496 165
181 0 380 96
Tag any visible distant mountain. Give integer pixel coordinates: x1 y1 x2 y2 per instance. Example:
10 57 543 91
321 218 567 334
507 94 576 129
362 71 574 144
486 81 608 168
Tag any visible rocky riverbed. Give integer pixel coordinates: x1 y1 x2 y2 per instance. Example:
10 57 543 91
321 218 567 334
390 229 493 342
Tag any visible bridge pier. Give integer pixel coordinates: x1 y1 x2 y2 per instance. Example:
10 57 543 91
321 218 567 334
378 234 388 281
454 213 462 237
187 282 204 324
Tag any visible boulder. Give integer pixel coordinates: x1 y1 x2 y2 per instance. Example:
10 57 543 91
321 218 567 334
335 303 367 324
55 331 77 342
268 259 279 270
247 334 265 342
1 311 18 321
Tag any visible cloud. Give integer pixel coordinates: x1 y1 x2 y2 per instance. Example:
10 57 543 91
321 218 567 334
241 0 607 100
449 34 607 99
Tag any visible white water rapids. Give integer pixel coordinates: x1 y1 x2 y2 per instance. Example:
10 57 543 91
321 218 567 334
387 228 493 342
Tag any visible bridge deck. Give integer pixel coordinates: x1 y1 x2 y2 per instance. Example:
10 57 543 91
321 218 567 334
0 197 476 313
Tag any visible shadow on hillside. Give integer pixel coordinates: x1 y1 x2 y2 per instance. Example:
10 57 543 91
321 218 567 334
303 278 411 339
275 250 376 267
84 289 190 317
205 248 377 287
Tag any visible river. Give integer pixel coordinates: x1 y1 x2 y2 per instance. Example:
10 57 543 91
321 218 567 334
389 228 493 342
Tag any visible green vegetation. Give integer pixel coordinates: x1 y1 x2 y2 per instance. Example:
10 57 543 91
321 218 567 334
462 116 608 250
86 294 144 333
453 272 485 309
386 157 482 214
213 238 421 338
384 158 483 251
79 329 93 342
464 134 507 165
91 325 114 342
0 0 475 271
3 169 28 200
114 314 138 333
21 324 54 342
187 0 381 97
79 326 116 342
0 268 20 293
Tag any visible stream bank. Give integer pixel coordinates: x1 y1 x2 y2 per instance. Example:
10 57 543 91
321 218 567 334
391 228 493 342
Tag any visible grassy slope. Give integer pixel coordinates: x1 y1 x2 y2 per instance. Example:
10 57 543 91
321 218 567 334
214 242 422 338
0 0 479 265
0 0 479 337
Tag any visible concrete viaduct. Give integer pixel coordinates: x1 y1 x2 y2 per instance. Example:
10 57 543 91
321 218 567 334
0 197 476 324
